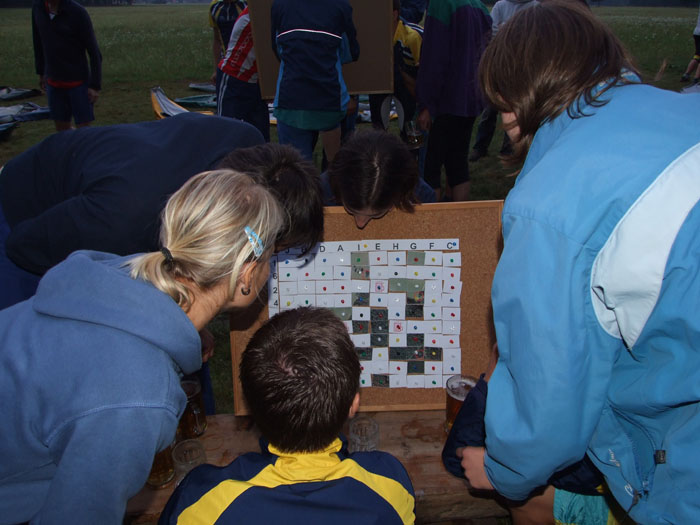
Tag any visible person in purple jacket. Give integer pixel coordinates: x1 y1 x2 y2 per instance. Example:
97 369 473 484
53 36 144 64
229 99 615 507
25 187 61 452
416 0 491 202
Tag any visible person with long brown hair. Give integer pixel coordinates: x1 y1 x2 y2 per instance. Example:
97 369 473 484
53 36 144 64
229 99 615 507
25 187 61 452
458 2 700 523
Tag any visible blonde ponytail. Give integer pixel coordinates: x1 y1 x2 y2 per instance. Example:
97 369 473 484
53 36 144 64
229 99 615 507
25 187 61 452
127 170 284 311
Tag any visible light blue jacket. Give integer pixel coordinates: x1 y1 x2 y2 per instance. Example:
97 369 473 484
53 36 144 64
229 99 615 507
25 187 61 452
485 82 700 523
0 251 201 524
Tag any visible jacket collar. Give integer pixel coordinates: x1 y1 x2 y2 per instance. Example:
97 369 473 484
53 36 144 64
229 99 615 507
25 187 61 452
265 438 348 482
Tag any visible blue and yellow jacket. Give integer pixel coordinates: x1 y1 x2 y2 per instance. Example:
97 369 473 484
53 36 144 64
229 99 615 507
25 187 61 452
270 0 359 116
160 437 415 524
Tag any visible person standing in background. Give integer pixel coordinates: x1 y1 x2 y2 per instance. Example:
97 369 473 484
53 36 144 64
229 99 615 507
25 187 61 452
209 0 246 84
32 0 101 131
680 1 700 84
416 0 491 202
370 0 423 143
400 0 427 24
217 6 270 142
468 0 537 162
271 0 359 163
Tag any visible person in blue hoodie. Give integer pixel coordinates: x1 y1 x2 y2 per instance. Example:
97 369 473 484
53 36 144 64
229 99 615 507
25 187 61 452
0 170 283 524
457 2 700 523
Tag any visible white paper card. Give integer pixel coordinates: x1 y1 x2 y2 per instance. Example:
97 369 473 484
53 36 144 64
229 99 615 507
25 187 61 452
443 253 461 267
390 375 408 388
407 375 425 388
425 362 443 375
351 334 371 347
352 307 371 321
390 320 406 333
425 375 442 388
359 373 372 388
369 294 387 307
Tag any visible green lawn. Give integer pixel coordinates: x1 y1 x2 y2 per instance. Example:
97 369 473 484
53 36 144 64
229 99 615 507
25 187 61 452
1 5 697 412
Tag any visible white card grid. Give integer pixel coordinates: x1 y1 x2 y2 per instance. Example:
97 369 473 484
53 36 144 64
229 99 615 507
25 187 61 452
268 239 462 388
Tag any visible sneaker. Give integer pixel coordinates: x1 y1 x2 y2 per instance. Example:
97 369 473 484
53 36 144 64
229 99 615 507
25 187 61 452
681 73 691 82
468 149 487 162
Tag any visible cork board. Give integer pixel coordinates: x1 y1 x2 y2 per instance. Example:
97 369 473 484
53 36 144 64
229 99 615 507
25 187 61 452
249 0 394 100
230 201 503 414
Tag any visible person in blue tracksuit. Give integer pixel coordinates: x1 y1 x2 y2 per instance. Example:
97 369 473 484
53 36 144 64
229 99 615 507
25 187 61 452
458 3 700 524
160 307 415 525
271 0 359 163
0 170 283 524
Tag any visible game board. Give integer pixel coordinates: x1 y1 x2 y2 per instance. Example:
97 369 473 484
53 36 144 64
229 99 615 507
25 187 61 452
231 202 502 414
268 238 462 389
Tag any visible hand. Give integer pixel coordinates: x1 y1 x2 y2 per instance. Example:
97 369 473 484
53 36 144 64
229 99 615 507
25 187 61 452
39 75 46 91
199 328 215 363
457 446 494 490
417 108 431 132
210 71 217 85
87 88 99 104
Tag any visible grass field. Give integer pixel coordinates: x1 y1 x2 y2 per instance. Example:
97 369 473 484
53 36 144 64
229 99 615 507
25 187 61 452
1 5 698 413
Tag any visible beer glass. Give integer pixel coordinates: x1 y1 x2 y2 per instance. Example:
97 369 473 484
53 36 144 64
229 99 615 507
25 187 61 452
445 375 477 433
146 444 175 488
178 378 207 439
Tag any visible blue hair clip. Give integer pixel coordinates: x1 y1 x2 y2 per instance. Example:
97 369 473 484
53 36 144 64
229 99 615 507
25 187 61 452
244 226 264 258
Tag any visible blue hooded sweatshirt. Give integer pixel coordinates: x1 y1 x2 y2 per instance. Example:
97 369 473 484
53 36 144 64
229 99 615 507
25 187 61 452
0 250 201 524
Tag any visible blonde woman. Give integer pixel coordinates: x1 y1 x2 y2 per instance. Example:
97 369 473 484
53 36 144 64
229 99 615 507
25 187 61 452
0 170 283 524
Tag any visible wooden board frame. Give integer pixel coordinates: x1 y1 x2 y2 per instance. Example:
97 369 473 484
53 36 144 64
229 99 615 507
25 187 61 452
230 201 503 415
249 0 394 99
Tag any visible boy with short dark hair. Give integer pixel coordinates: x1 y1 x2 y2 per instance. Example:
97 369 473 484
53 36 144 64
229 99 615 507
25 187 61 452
159 307 416 525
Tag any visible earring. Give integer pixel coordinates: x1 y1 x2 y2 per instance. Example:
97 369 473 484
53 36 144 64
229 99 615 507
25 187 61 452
241 286 251 296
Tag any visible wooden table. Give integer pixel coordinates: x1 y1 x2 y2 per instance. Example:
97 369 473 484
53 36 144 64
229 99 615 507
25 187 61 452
125 411 507 524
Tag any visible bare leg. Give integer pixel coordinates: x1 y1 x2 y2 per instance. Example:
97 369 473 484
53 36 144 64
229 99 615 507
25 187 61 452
683 58 698 76
76 122 91 128
451 181 470 202
321 126 341 164
54 120 72 132
682 57 699 81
